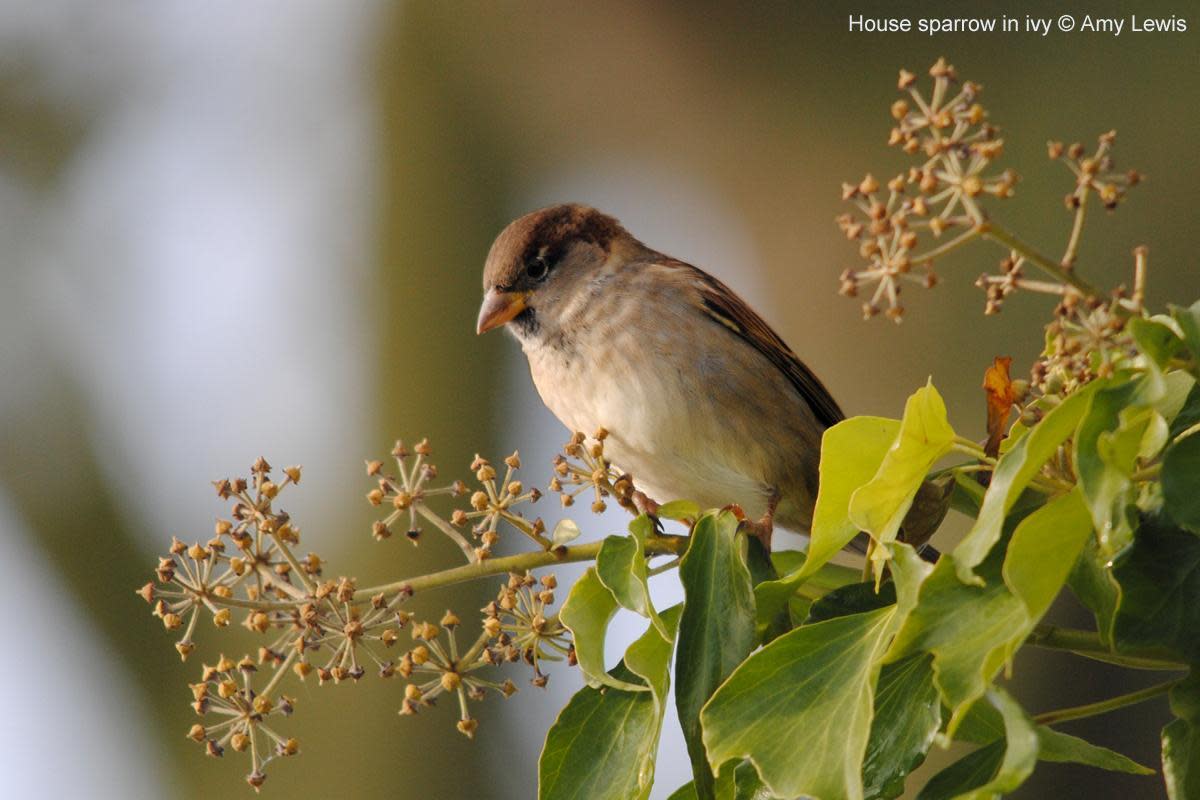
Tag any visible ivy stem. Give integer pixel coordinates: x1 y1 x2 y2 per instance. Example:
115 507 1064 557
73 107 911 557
911 227 981 264
951 437 1070 494
1061 189 1089 269
415 504 478 563
352 534 690 601
1027 624 1188 671
1130 463 1162 483
1033 678 1180 726
978 221 1103 298
268 531 317 594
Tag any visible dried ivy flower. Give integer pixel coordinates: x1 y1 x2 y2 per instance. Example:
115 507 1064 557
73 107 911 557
187 653 298 790
484 572 572 688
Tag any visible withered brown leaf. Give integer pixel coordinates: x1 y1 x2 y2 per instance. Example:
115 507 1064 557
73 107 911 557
983 356 1015 458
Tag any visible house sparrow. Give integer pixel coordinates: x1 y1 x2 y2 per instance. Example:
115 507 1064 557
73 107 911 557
477 203 944 549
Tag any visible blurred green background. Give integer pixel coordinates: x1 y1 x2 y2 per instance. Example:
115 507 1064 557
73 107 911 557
1 1 1196 797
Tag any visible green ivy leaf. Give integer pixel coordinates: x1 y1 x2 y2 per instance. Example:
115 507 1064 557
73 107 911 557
956 697 1154 775
1170 300 1200 377
1067 538 1121 646
702 606 896 800
596 534 653 620
540 607 683 800
559 567 646 693
917 689 1038 800
954 381 1099 584
752 417 899 635
538 663 658 800
1163 428 1200 532
1168 381 1200 439
862 653 942 800
675 511 757 799
809 416 902 573
1075 377 1162 554
754 554 862 645
626 604 682 703
1130 316 1183 370
1038 728 1155 776
915 741 1004 800
658 499 701 521
1002 488 1093 621
806 580 897 625
666 762 776 800
849 383 955 576
963 689 1039 798
888 554 1025 733
1164 672 1200 800
1110 516 1200 663
888 493 1089 737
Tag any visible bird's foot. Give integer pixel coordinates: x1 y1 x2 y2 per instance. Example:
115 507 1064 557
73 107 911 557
631 489 664 535
737 489 779 552
740 512 774 552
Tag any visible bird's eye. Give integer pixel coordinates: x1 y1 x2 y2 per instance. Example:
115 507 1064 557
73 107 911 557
526 255 550 281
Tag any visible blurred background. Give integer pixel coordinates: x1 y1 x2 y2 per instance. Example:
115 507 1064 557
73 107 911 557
1 1 1196 797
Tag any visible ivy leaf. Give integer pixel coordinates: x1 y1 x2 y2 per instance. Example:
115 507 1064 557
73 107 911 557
956 698 1154 776
754 415 902 631
1067 538 1121 646
917 689 1038 800
954 380 1099 584
805 416 902 575
1110 516 1200 663
1038 728 1155 776
596 534 653 620
1074 377 1160 555
806 580 896 625
1002 488 1093 621
626 604 682 703
1163 672 1200 800
540 607 684 800
1171 300 1200 376
658 500 701 522
915 741 1003 800
862 653 942 800
1163 428 1200 532
982 356 1016 458
888 493 1088 734
962 689 1039 798
850 382 956 576
675 511 757 799
538 663 657 800
666 762 776 800
559 567 647 693
1130 315 1183 371
1168 381 1200 439
702 606 896 800
888 553 1023 733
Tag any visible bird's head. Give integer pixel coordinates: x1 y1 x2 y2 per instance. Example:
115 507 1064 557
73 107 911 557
476 203 629 339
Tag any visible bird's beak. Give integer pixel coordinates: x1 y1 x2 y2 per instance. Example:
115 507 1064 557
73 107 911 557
476 288 529 334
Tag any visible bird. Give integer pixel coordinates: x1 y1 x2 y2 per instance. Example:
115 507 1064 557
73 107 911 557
476 203 944 550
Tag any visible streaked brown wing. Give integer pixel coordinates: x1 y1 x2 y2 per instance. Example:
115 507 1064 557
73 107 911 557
679 262 845 429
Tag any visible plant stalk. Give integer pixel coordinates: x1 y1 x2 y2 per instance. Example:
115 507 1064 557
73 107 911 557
1033 678 1179 726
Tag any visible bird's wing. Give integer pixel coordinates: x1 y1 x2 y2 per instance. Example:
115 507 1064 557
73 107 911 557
677 261 845 429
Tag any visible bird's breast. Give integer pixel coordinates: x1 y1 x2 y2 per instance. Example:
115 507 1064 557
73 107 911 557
520 291 812 520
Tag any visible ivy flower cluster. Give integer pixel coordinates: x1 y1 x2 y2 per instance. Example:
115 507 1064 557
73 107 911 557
837 57 1016 321
139 433 660 788
835 58 1149 415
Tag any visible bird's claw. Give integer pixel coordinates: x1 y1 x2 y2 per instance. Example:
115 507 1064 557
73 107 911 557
631 490 665 535
740 513 774 552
